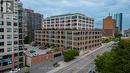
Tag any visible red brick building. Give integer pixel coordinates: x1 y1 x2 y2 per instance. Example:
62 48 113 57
103 16 116 37
24 45 53 66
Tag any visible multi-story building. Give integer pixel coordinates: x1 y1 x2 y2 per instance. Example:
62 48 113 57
35 29 102 51
22 9 43 41
103 16 116 37
124 28 130 37
35 13 102 51
22 9 34 37
43 13 94 30
24 45 53 67
114 13 123 32
32 13 43 30
0 0 24 72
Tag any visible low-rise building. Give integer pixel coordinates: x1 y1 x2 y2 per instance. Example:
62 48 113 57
124 28 130 37
35 13 102 53
24 45 53 66
43 13 94 30
35 29 102 51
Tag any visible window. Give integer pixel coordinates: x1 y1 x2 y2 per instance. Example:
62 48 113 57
0 28 4 32
7 28 12 32
0 21 3 26
7 41 12 45
72 16 77 19
0 35 4 39
0 42 4 46
14 47 18 51
0 48 4 53
6 14 12 19
14 41 18 45
7 22 11 26
7 48 12 52
0 56 2 66
14 22 17 26
14 34 18 38
7 35 12 39
14 28 18 32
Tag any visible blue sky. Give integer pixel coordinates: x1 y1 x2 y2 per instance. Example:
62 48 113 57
21 0 130 30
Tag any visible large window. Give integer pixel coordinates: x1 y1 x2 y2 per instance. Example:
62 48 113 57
14 47 18 51
14 28 18 32
7 22 11 26
0 35 4 39
14 41 18 45
0 42 4 46
14 22 17 26
0 28 4 32
14 34 18 38
7 35 12 39
7 28 12 32
6 14 12 19
0 48 4 53
2 55 12 66
7 48 12 52
0 21 3 26
7 41 12 45
0 56 2 66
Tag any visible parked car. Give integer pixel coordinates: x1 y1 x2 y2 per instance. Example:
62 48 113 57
8 68 20 73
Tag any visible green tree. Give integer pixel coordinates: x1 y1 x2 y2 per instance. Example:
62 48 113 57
95 38 130 73
63 49 79 62
24 36 32 44
53 47 60 52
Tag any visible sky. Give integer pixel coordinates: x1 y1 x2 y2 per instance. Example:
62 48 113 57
21 0 130 30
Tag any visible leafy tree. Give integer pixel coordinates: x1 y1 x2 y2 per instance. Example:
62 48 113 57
102 39 111 43
24 36 32 44
95 38 130 73
63 49 79 62
53 47 60 52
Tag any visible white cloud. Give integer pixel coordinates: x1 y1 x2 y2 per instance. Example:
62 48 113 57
21 0 130 29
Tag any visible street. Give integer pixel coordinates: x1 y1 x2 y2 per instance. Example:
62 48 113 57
47 42 114 73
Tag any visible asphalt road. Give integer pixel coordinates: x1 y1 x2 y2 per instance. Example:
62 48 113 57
48 42 114 73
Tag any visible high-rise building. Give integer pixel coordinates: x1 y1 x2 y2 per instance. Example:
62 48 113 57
35 13 102 51
103 16 116 37
114 13 123 32
22 9 43 41
0 0 24 72
32 13 43 30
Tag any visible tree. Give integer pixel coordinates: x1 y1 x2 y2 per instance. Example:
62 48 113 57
95 38 130 73
53 47 60 52
24 36 32 44
63 49 79 62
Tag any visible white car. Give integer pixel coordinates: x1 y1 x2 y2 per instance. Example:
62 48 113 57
8 68 20 73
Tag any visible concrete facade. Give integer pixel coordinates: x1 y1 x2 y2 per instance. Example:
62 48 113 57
43 13 94 30
35 13 102 52
22 9 43 41
35 29 102 51
0 0 24 72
